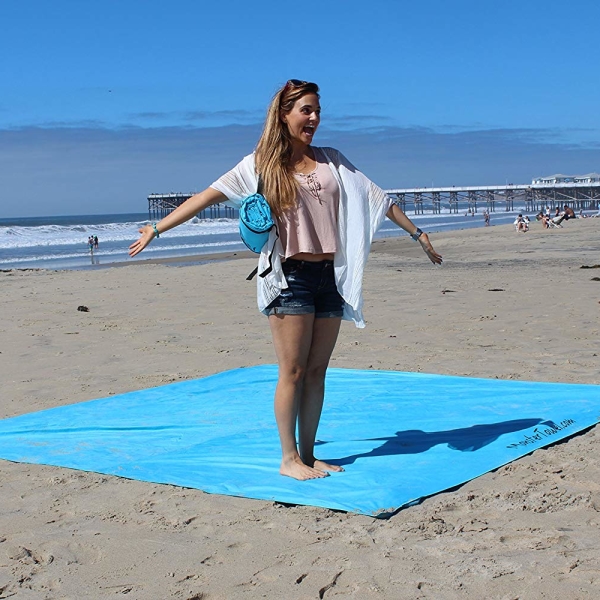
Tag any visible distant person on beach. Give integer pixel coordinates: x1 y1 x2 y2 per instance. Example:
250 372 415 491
514 214 528 232
563 205 576 220
94 235 99 249
483 210 490 226
548 212 567 227
88 236 94 252
536 211 550 228
129 80 442 481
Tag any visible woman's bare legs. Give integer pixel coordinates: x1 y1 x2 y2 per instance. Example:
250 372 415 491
269 313 315 480
298 317 343 473
269 313 343 480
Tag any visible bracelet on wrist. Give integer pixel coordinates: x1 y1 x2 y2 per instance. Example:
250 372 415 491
152 223 160 238
411 227 424 241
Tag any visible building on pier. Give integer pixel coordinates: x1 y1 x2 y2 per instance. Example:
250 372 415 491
532 173 600 185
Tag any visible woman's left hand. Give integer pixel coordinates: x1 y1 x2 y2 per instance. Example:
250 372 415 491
418 233 443 265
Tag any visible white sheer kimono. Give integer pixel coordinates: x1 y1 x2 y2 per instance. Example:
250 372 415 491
210 147 392 328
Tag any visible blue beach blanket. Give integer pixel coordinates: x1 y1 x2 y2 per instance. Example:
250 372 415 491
0 366 598 517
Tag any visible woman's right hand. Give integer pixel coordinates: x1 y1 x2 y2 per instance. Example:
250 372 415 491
129 224 156 257
127 188 228 258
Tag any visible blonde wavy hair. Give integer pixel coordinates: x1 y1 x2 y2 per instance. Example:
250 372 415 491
255 80 320 216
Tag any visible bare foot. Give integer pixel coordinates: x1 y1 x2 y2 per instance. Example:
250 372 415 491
312 459 344 473
280 455 329 481
301 455 344 473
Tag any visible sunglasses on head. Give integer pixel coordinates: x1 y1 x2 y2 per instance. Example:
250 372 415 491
283 79 315 90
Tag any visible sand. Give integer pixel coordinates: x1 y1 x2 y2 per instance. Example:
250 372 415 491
1 219 599 599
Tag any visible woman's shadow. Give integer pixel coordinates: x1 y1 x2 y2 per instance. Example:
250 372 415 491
323 418 544 466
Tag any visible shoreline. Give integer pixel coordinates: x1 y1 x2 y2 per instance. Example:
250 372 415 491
84 248 257 269
0 210 518 272
64 220 600 270
0 221 512 273
3 210 598 272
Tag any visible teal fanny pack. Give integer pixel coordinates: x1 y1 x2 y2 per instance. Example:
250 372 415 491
239 192 274 254
239 178 277 280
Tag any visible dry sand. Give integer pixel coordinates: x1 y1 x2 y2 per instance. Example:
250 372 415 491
1 219 599 599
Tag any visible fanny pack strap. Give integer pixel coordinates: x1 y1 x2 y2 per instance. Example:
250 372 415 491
246 173 278 280
246 224 279 280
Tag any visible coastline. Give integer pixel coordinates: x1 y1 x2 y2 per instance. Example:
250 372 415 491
0 209 522 271
83 248 257 269
87 218 600 270
1 219 599 598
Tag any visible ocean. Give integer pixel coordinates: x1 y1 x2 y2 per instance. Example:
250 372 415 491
0 208 523 271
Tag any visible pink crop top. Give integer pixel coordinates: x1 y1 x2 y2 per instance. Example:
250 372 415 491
278 147 340 259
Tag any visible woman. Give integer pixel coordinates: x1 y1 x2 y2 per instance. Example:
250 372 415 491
129 80 442 481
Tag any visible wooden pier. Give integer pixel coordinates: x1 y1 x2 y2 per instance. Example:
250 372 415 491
148 181 600 219
386 182 600 214
147 193 238 221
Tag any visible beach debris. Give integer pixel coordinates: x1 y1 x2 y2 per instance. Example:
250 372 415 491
318 571 342 599
580 264 600 269
590 277 600 281
441 289 456 294
488 288 505 292
77 305 90 312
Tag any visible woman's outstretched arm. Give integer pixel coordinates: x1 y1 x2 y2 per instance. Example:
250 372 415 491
128 187 228 257
386 203 443 265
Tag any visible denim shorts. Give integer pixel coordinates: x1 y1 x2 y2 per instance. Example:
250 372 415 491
265 259 345 318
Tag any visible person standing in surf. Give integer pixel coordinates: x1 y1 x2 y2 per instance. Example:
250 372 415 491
129 80 442 480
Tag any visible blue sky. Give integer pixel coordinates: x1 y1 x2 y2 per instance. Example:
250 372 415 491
1 0 599 217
